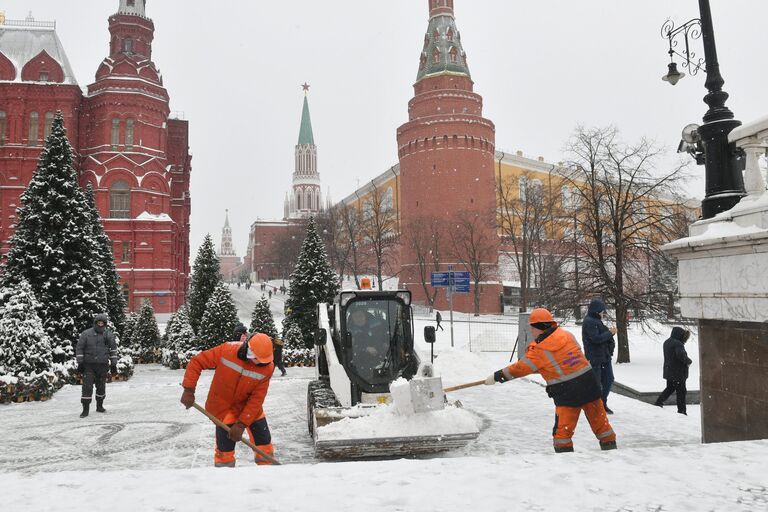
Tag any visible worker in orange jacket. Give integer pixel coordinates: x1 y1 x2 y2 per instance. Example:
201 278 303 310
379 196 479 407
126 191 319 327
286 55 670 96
180 332 275 467
485 308 617 453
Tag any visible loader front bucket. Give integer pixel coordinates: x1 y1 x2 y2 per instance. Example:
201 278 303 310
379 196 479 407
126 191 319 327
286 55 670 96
311 405 479 460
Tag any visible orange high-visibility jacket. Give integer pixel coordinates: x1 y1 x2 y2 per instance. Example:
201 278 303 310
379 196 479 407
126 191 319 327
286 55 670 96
183 342 273 425
502 327 600 406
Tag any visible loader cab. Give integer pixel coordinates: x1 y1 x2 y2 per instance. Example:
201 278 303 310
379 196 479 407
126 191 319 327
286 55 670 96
332 290 418 401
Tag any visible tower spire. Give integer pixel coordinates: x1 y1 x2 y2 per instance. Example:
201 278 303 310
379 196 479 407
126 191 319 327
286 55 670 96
118 0 146 17
418 0 469 82
298 85 315 145
219 209 235 256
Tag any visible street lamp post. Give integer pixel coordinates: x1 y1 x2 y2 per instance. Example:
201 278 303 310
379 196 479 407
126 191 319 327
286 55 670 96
661 0 746 219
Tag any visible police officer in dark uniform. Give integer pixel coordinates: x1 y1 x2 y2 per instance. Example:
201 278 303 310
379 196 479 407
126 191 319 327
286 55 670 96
76 313 118 418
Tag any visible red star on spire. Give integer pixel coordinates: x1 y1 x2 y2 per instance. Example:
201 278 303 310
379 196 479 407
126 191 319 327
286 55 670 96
301 82 310 94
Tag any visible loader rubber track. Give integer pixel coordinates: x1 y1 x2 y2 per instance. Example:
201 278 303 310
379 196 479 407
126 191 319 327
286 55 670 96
307 380 341 436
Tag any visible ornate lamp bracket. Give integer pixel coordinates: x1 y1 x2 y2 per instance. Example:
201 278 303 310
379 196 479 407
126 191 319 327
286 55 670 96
661 18 707 75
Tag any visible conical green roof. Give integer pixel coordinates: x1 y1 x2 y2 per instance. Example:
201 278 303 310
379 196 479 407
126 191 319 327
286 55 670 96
416 12 471 82
298 95 315 145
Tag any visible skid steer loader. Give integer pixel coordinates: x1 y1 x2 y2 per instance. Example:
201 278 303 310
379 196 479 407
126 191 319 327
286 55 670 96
307 289 479 459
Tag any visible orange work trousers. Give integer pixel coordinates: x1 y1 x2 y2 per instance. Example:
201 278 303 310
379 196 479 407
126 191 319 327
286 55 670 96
552 398 616 452
213 412 274 467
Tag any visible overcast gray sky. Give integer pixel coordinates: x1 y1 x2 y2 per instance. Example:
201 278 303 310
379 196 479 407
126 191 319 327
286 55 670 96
6 1 768 259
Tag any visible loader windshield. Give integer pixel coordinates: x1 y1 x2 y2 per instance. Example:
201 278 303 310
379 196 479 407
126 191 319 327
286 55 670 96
344 299 411 387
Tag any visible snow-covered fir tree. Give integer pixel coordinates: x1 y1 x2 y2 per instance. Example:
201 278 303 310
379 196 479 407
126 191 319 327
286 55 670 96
2 113 105 365
0 280 56 402
83 184 127 338
130 299 161 363
162 309 177 350
197 283 239 351
162 306 197 369
284 217 340 349
187 234 222 334
281 317 313 366
105 319 135 380
123 312 139 348
250 297 278 339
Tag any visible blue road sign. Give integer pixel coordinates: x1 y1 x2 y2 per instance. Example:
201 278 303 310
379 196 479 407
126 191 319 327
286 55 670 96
431 272 450 287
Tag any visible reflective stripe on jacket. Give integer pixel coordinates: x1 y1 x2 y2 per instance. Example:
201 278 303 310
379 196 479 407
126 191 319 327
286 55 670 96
182 342 273 425
76 327 117 365
503 326 602 406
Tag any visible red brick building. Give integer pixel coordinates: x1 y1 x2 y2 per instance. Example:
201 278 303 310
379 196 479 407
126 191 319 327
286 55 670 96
0 1 192 313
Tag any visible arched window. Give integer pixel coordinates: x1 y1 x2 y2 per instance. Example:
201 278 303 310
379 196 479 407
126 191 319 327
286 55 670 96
29 112 39 146
122 37 134 54
518 176 527 201
297 190 302 210
384 188 394 210
111 118 120 150
305 190 312 211
127 0 135 6
125 119 135 150
109 180 131 218
447 28 454 42
449 47 458 63
432 49 440 64
0 111 6 146
44 112 54 139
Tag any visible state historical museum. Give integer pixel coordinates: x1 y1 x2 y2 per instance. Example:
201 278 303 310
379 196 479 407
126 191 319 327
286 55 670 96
0 0 192 313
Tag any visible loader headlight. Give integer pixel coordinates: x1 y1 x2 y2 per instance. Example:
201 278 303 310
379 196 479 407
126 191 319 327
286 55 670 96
395 291 411 305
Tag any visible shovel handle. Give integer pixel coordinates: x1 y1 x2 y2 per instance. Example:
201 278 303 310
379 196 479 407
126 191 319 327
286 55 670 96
443 379 486 393
192 402 281 465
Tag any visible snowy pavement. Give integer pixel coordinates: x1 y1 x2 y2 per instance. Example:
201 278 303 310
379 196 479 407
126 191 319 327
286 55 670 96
1 285 761 510
1 362 766 511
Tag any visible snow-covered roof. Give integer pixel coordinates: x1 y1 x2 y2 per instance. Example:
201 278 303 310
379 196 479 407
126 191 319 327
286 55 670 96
0 22 78 85
136 211 172 221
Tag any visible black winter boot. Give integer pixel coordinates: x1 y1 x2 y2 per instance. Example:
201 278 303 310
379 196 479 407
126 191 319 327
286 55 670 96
96 399 106 413
80 402 90 418
600 440 617 451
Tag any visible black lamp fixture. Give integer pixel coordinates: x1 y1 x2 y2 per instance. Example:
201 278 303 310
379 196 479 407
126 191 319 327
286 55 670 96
661 0 746 219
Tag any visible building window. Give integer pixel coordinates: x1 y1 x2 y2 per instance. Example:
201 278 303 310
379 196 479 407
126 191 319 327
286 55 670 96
111 118 120 150
39 71 49 82
122 241 131 262
29 112 39 146
449 47 458 63
432 49 440 64
0 111 6 146
127 0 135 6
297 191 302 210
447 28 454 42
44 112 54 139
126 119 135 150
122 38 133 54
122 283 129 304
109 180 131 219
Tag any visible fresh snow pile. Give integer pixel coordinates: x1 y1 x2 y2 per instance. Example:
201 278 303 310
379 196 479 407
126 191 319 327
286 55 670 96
431 348 493 388
315 403 478 441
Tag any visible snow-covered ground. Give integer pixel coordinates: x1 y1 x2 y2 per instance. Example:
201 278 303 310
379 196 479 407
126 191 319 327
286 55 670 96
1 286 762 511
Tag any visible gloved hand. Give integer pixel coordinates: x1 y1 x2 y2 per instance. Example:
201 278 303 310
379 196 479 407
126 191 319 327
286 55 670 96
485 374 497 385
76 363 84 374
180 388 195 409
228 421 246 442
110 364 118 375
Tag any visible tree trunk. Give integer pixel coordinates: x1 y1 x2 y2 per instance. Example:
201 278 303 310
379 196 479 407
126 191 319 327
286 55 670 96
615 299 630 363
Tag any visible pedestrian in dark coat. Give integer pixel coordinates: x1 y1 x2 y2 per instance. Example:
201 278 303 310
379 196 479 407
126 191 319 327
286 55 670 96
76 313 118 418
582 298 617 414
435 311 444 331
654 327 692 415
273 338 286 376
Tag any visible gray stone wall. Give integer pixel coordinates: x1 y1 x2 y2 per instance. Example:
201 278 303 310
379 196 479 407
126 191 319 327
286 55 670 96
699 319 768 443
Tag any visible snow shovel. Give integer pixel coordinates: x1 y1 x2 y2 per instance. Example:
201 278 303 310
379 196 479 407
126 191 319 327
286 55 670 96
192 402 281 465
443 379 486 393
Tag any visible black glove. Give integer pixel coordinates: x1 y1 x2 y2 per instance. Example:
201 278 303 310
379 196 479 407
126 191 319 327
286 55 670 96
76 363 84 373
228 421 246 442
110 364 118 375
493 370 508 384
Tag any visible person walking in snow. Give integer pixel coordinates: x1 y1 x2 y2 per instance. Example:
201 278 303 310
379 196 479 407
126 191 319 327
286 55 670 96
654 327 693 415
180 332 276 467
435 311 444 331
273 338 286 376
76 313 118 418
582 298 617 414
268 289 272 299
485 308 617 452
